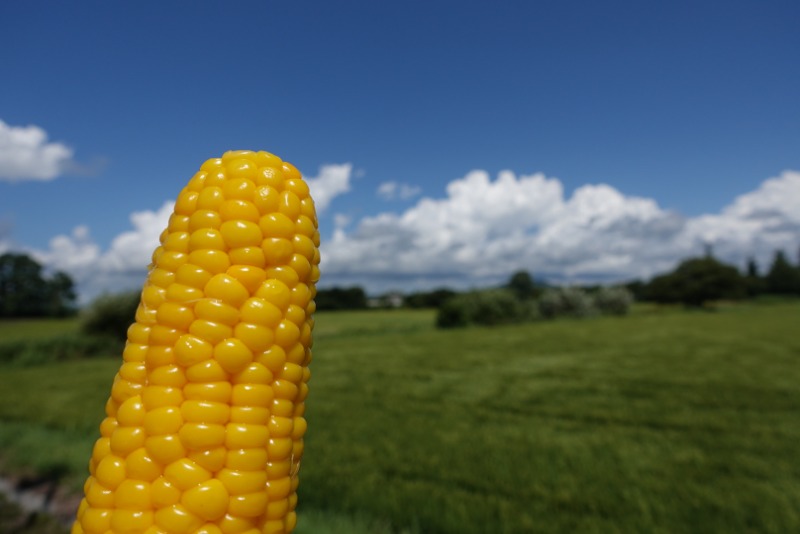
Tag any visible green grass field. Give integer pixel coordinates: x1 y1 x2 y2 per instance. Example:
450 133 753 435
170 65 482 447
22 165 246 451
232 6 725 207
0 318 79 344
1 302 798 533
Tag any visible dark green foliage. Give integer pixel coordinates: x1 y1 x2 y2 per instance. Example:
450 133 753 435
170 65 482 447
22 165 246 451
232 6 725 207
436 289 528 328
506 270 539 300
593 286 634 315
404 288 456 309
623 279 647 301
765 250 800 295
744 256 766 297
646 256 746 307
315 287 368 311
538 287 596 319
80 291 140 341
0 253 76 318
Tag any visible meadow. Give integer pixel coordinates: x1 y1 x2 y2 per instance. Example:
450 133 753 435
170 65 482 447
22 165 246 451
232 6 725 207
0 302 798 533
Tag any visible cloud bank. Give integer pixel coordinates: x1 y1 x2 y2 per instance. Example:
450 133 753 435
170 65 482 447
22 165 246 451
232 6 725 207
18 167 800 300
0 119 75 182
305 163 352 213
321 169 800 290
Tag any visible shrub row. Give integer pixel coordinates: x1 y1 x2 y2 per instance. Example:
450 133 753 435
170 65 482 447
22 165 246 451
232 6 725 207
437 286 633 328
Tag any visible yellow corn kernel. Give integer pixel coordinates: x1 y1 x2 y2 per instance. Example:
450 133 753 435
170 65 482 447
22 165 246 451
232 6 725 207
178 422 227 450
141 386 183 410
143 406 183 436
173 334 213 368
232 362 273 385
85 479 114 508
181 400 231 425
228 246 266 268
240 297 282 327
226 449 268 471
189 319 233 344
145 434 187 465
154 504 204 533
125 448 161 482
181 479 229 521
188 209 222 232
75 151 318 533
220 199 260 222
227 265 267 294
151 478 180 508
189 249 231 274
183 381 232 403
149 324 183 346
188 447 227 473
194 298 240 325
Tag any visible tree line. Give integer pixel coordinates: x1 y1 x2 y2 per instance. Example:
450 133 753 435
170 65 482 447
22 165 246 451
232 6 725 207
624 249 800 305
1 247 798 319
0 253 76 318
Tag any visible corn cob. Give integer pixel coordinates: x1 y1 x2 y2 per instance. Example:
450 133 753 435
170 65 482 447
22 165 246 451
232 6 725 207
73 150 320 534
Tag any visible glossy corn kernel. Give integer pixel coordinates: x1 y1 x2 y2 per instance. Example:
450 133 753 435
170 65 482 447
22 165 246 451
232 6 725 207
73 151 319 534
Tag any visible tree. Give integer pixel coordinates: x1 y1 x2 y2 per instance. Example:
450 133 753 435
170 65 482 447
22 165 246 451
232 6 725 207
765 250 800 295
437 289 527 328
646 256 746 307
404 288 457 309
314 286 368 311
0 253 77 317
743 256 765 297
507 270 539 300
81 291 140 340
47 271 77 317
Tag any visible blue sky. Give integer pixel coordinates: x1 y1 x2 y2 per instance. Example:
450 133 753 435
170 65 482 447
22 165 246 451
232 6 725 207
2 1 799 299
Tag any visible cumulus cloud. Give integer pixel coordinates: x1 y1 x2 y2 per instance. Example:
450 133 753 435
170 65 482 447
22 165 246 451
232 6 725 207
0 119 75 182
30 203 174 301
305 163 352 213
321 169 800 292
377 181 422 200
685 170 800 268
17 167 800 300
102 202 174 273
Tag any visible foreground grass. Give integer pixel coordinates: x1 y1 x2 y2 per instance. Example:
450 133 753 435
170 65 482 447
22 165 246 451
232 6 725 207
1 303 799 532
0 319 79 344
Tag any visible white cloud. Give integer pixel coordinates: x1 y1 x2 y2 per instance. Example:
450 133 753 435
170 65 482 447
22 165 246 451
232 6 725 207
101 202 174 273
685 170 800 269
0 119 75 182
15 167 800 300
29 203 173 301
305 163 352 213
377 181 422 200
333 213 351 230
321 169 800 292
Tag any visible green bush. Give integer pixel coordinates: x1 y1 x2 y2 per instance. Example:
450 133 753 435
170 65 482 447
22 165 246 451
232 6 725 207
80 291 140 341
538 287 595 319
594 286 634 316
436 290 529 328
646 257 746 307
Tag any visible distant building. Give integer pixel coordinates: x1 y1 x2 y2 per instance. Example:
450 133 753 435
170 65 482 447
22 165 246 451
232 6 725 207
367 292 405 308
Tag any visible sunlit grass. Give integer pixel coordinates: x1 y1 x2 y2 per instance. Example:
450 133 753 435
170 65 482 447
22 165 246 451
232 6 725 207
0 302 798 532
0 318 79 343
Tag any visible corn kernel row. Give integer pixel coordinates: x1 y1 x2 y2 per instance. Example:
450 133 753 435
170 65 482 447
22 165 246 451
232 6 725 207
73 151 319 534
